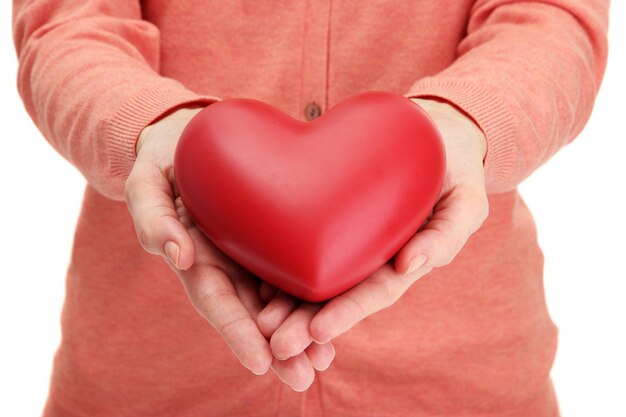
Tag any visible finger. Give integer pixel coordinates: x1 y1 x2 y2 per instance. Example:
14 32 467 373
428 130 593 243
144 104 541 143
310 264 413 344
125 160 195 270
174 194 196 230
230 271 265 320
394 185 489 275
270 353 316 392
256 291 300 339
305 342 335 371
270 303 321 360
259 281 279 304
176 262 273 375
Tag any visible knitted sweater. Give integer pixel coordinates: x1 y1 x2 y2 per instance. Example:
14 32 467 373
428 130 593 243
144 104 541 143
13 1 608 416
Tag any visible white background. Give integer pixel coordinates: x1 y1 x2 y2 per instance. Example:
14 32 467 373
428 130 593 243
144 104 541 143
1 2 624 416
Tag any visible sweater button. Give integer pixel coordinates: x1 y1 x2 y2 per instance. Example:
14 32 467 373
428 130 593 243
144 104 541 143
304 102 322 120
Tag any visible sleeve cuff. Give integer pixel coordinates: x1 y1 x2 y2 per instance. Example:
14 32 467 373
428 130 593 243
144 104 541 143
106 86 220 181
404 79 517 192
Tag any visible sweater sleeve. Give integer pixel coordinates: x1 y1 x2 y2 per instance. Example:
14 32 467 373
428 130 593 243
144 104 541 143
13 0 219 200
405 0 609 194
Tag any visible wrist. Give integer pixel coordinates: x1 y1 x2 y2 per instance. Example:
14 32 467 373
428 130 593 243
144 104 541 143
136 106 205 156
411 98 487 161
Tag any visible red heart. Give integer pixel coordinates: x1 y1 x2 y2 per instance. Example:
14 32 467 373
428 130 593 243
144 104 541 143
175 91 445 302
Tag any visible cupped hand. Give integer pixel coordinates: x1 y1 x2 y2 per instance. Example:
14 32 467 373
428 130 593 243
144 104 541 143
124 106 333 391
261 97 489 368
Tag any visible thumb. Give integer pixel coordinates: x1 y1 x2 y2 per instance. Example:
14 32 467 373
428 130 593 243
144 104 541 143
125 159 195 270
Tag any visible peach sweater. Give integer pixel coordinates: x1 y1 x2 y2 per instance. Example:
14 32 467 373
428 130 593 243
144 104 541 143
13 1 608 416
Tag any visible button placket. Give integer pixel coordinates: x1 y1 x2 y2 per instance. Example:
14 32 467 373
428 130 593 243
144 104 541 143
299 0 332 121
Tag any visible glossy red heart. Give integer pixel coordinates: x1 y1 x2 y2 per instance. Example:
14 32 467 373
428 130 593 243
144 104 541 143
174 91 445 302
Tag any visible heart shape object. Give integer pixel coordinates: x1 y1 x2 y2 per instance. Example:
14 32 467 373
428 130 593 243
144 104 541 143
175 91 445 302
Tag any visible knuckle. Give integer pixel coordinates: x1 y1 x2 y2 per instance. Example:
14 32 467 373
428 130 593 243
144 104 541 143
138 224 157 251
342 293 368 321
375 279 398 307
196 287 237 322
437 217 456 235
436 245 462 267
217 316 252 337
426 227 464 267
272 336 296 358
439 253 455 267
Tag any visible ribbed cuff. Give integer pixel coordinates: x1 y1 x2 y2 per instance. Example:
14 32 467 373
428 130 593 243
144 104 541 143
404 79 517 191
106 87 220 181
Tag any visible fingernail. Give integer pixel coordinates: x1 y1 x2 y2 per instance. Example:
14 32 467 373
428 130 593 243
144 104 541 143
250 367 267 376
318 344 335 371
405 254 427 276
164 241 180 269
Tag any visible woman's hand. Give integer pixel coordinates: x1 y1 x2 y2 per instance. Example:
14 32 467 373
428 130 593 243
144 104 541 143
260 98 489 368
124 107 334 391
